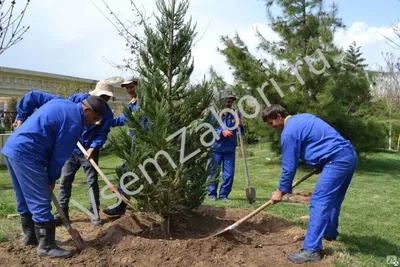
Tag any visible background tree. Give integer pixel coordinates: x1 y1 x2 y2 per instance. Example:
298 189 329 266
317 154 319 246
3 97 17 131
218 0 386 154
0 0 30 56
56 81 95 98
371 53 400 150
109 0 214 234
344 41 368 73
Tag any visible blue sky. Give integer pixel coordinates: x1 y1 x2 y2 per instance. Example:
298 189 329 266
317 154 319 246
0 0 399 84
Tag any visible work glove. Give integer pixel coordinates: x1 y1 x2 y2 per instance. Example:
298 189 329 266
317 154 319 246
221 130 233 138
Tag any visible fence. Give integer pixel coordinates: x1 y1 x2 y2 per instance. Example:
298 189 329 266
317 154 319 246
0 134 11 166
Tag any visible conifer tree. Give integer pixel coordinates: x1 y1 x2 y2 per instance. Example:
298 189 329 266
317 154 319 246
218 0 386 153
344 41 368 72
110 0 214 234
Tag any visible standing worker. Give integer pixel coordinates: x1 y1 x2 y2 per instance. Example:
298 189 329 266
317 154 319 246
111 75 140 129
262 104 358 264
2 96 106 258
13 80 115 227
207 89 244 201
103 75 141 216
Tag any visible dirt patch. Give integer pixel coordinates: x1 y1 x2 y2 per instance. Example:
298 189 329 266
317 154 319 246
283 189 312 204
0 206 333 267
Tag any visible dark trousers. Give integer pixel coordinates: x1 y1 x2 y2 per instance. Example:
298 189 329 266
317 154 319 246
58 150 100 212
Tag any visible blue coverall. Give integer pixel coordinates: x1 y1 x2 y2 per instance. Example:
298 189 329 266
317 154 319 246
279 113 358 252
16 91 113 153
15 90 114 211
1 99 85 223
207 111 244 199
112 98 139 130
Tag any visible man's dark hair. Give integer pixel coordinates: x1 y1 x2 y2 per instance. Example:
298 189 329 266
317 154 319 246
261 104 289 121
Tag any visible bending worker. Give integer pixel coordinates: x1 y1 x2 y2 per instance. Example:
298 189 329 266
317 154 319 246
13 80 114 227
2 96 106 258
262 104 358 264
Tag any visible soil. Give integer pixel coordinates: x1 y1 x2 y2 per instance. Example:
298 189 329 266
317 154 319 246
0 206 333 267
282 189 312 204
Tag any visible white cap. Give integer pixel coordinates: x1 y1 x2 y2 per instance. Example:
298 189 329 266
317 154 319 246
90 80 115 98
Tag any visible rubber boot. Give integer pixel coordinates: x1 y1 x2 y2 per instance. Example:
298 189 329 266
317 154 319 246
34 221 73 258
103 200 127 216
54 207 69 227
20 213 38 246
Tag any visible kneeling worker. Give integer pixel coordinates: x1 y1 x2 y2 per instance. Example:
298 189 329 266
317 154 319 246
262 104 358 264
1 96 106 258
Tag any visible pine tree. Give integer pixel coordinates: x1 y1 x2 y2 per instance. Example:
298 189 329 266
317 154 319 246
344 41 368 72
218 0 386 154
110 0 214 234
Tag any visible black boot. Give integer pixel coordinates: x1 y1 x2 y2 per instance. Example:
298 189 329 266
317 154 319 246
54 207 69 227
34 221 73 258
20 213 38 246
103 201 127 216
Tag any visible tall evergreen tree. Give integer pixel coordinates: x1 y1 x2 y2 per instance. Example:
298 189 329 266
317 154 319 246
344 41 368 72
218 0 386 154
109 0 214 234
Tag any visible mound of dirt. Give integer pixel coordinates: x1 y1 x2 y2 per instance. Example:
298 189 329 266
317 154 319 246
0 206 333 267
283 189 313 204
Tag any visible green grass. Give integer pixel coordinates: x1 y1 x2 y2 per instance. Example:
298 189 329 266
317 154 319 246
0 144 399 266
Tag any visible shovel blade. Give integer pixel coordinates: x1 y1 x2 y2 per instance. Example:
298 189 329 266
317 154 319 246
69 229 85 252
246 187 256 204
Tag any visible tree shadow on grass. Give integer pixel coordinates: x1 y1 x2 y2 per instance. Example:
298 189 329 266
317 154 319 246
0 184 13 191
356 157 400 175
340 233 400 259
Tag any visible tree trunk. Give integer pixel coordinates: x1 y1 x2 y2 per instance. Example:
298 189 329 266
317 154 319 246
161 216 170 236
397 134 400 152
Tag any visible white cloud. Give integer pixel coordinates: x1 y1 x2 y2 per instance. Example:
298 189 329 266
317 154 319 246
1 0 400 85
335 22 398 48
334 21 400 70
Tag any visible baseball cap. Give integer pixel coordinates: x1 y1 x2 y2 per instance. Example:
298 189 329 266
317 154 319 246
121 75 139 87
83 96 107 117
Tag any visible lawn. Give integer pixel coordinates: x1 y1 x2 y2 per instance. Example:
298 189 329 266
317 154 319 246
0 143 399 266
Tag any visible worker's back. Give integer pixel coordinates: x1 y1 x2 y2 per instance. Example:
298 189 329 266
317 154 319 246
282 113 353 169
2 98 84 166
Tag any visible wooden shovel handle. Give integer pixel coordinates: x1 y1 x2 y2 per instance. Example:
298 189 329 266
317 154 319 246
229 169 318 229
236 111 251 188
76 142 135 210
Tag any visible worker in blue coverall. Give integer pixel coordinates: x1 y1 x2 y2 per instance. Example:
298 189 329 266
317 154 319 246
13 80 115 227
2 96 106 258
103 75 140 216
207 90 244 201
262 104 358 264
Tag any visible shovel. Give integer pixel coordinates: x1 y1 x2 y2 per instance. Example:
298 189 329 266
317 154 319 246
51 192 85 252
209 169 319 238
237 121 255 204
77 142 136 211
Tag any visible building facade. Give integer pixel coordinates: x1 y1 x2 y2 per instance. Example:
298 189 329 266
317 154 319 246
0 66 131 109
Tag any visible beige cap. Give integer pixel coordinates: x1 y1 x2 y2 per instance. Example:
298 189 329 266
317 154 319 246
90 80 115 98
